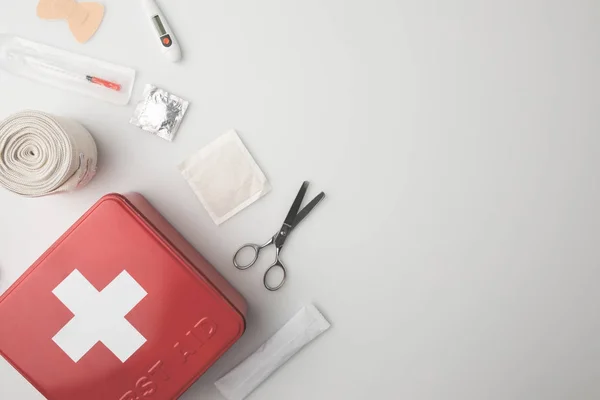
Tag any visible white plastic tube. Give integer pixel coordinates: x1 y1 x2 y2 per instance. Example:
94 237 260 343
215 305 331 400
0 110 98 197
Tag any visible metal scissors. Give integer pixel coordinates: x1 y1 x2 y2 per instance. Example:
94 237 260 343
233 181 325 291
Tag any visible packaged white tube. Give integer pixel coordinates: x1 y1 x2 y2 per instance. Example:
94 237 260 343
0 34 135 105
215 305 331 400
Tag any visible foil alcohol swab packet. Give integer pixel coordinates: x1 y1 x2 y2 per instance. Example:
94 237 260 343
215 305 331 400
130 84 189 141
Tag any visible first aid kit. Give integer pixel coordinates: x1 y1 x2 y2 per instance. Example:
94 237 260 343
0 193 247 400
0 1 330 395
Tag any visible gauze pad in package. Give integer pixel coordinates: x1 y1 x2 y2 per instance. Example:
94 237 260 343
178 129 271 225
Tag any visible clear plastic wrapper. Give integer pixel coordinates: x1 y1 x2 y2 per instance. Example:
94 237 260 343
0 34 135 105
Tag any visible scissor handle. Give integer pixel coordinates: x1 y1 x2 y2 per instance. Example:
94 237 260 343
233 237 274 270
233 243 261 270
263 258 287 291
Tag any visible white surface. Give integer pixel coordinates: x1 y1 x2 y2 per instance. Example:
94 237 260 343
52 270 147 363
0 1 599 399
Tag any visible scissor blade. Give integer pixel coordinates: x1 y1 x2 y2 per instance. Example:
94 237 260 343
283 181 309 227
291 192 325 230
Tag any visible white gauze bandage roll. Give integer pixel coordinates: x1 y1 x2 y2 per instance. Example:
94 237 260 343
0 111 97 196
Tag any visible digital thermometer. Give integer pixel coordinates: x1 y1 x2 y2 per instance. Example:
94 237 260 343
141 0 182 62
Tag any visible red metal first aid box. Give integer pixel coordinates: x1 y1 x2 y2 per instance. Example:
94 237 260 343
0 193 247 400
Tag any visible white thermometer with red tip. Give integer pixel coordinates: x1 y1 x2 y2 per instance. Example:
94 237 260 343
141 0 182 62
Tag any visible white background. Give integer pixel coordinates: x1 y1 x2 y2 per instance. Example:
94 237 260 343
1 1 599 399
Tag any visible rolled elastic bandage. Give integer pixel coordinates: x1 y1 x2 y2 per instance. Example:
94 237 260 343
0 110 97 197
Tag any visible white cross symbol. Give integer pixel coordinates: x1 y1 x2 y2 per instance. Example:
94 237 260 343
52 269 148 363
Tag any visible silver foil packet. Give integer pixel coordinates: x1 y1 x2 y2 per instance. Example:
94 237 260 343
130 84 189 141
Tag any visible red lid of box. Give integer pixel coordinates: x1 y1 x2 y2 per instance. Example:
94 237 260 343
0 195 246 400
